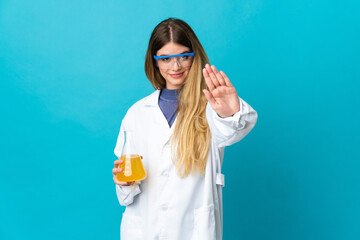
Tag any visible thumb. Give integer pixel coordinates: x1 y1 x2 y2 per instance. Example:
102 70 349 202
203 89 217 106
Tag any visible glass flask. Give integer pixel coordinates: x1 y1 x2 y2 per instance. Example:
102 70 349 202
116 131 147 182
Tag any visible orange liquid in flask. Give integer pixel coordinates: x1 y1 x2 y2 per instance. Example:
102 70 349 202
116 154 146 182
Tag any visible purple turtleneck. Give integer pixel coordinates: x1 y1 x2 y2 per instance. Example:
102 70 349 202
158 89 179 127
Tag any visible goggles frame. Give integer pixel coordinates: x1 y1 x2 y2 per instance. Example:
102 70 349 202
153 52 194 60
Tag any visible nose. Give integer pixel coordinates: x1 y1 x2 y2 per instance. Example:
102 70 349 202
171 59 182 71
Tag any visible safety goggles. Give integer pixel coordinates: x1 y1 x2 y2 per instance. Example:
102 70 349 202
153 52 194 69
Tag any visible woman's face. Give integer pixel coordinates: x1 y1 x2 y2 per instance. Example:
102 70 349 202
155 42 192 89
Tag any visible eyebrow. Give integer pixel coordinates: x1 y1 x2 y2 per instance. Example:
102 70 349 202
159 51 191 56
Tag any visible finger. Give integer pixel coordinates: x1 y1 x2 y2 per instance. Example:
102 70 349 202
114 178 136 186
211 65 226 86
206 64 220 88
112 167 123 175
114 159 124 168
220 71 233 87
203 89 217 106
203 67 215 91
113 176 133 186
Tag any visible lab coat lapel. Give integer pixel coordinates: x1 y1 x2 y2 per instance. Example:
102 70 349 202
145 90 177 147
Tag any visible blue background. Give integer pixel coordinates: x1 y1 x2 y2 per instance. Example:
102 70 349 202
1 0 359 239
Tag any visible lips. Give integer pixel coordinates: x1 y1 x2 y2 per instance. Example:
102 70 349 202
169 72 184 78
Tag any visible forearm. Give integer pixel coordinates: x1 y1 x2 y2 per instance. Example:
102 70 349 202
207 97 258 147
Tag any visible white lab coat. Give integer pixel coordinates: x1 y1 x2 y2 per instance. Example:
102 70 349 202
114 90 257 240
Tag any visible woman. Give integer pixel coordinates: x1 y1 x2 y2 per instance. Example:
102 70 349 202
112 18 257 240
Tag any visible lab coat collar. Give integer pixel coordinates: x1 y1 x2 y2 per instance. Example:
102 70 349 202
143 89 161 107
143 90 177 145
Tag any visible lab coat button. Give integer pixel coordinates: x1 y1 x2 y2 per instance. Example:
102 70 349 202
161 204 168 211
216 173 225 187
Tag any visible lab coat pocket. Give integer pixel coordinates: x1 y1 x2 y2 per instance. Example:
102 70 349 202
120 212 143 240
193 204 216 240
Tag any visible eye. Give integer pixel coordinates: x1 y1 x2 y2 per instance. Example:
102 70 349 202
161 57 170 62
180 56 189 61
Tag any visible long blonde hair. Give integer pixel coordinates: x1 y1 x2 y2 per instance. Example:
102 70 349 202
145 18 211 177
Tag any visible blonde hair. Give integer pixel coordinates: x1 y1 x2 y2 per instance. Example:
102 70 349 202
145 18 211 177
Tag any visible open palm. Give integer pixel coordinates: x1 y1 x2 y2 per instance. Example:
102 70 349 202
202 64 240 118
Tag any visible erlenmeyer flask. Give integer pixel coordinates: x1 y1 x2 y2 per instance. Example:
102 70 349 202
116 131 146 182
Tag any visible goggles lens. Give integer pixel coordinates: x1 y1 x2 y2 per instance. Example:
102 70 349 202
154 52 194 69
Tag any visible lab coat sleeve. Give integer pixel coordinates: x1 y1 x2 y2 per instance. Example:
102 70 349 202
206 97 258 148
114 121 142 206
115 184 141 206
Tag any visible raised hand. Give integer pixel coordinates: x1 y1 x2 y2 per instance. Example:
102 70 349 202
202 64 240 118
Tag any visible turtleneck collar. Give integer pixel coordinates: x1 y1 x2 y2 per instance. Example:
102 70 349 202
159 88 179 102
